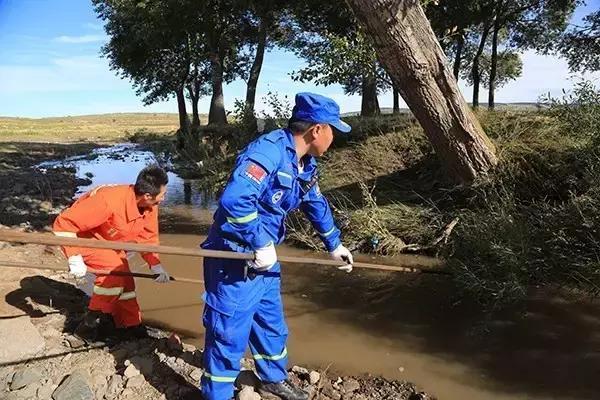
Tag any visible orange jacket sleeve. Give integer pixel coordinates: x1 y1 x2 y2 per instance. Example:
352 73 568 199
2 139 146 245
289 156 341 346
136 206 161 267
52 193 112 258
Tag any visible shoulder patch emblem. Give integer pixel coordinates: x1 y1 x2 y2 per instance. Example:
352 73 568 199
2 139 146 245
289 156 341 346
244 162 267 185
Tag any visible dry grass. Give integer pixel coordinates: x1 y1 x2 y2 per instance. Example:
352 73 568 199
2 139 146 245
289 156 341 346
0 113 196 143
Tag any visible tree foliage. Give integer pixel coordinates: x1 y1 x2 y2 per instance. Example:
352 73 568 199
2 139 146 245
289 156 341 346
559 10 600 72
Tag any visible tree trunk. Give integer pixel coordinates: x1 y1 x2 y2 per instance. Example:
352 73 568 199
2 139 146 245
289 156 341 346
176 87 191 150
209 54 227 125
245 18 267 114
176 88 191 134
393 87 400 114
453 33 464 80
346 0 497 183
187 83 201 128
361 70 380 116
488 14 501 110
184 181 192 205
472 24 491 109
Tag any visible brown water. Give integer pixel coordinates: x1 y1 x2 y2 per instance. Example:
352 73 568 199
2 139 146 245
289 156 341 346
51 144 600 400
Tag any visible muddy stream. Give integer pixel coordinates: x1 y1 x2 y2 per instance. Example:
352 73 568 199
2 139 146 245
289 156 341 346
40 144 600 400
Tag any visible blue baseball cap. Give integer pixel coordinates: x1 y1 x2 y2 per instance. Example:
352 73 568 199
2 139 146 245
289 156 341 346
291 92 351 133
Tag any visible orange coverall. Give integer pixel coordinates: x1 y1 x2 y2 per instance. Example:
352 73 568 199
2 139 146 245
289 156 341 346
53 184 160 328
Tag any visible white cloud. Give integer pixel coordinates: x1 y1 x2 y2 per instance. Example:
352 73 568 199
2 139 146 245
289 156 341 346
0 55 130 93
54 35 106 44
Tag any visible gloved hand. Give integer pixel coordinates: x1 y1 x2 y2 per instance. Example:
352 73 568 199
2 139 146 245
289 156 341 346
248 242 277 272
330 244 354 273
151 264 170 283
67 254 88 278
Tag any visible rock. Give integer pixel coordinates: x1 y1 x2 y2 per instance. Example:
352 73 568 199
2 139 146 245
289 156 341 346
0 369 14 391
309 371 321 385
90 374 107 389
123 364 140 378
342 378 360 394
189 368 203 382
129 355 153 375
10 368 42 390
126 374 145 389
182 343 196 352
94 384 107 400
322 381 342 400
157 352 166 362
37 383 56 399
63 335 86 349
121 388 134 397
42 326 61 338
17 382 40 398
105 375 123 399
237 386 261 400
2 392 25 400
51 373 93 400
291 365 309 375
0 318 45 364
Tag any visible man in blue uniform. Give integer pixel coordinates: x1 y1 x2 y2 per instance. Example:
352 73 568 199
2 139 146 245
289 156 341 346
200 93 354 400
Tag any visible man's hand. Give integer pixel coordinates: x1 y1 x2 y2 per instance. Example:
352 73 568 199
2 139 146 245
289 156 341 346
248 242 277 272
151 264 170 283
330 244 354 273
67 255 88 278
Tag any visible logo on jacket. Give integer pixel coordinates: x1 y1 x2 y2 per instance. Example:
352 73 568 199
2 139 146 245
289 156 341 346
245 162 267 185
272 190 284 204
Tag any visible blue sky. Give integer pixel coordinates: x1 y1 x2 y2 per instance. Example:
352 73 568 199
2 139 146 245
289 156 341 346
0 0 598 118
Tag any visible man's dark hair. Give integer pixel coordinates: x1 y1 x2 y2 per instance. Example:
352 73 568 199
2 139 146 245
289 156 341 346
288 119 316 133
134 164 168 196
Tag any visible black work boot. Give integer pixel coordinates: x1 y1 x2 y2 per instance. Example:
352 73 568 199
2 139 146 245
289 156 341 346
117 324 149 340
258 379 309 400
73 310 115 344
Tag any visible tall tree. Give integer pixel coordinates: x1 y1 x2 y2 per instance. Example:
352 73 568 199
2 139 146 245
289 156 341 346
240 0 290 129
463 50 523 91
292 31 389 116
559 10 600 72
346 0 497 183
95 0 195 134
487 0 578 108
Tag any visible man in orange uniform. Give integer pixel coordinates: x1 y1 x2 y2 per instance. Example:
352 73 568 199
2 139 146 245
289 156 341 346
53 165 171 340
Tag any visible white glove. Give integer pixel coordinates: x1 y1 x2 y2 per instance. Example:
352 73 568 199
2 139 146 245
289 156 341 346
330 244 354 273
248 242 277 272
67 255 87 278
151 264 170 283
